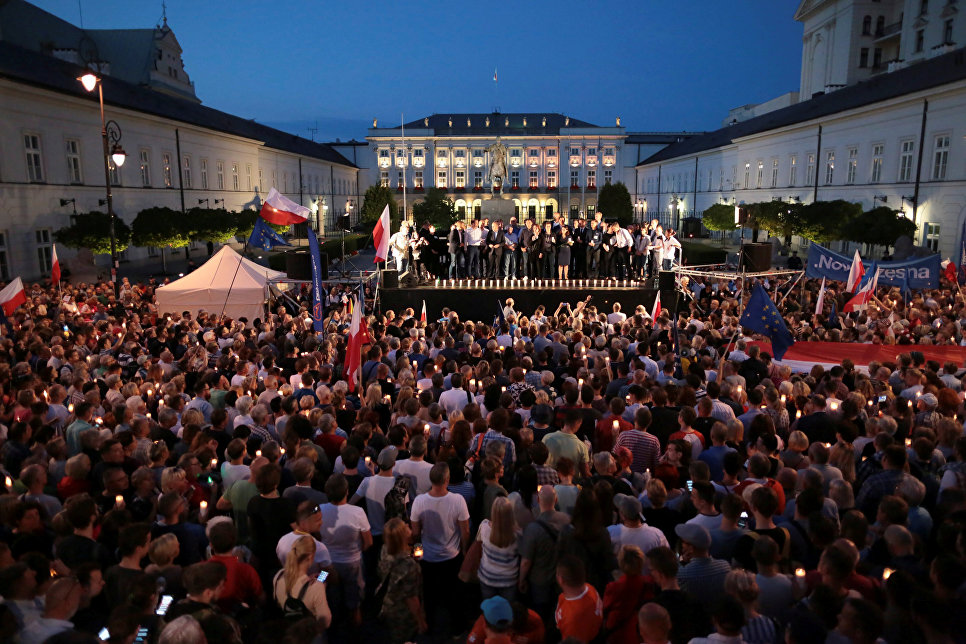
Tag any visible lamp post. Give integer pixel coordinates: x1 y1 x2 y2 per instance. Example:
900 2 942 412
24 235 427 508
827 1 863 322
873 195 887 208
79 72 125 297
198 198 210 208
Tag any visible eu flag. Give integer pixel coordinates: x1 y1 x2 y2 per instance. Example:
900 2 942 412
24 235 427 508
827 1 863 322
248 218 288 251
739 284 795 360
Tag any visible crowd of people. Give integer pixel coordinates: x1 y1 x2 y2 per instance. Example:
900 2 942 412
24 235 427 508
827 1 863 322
389 214 682 283
1 264 966 644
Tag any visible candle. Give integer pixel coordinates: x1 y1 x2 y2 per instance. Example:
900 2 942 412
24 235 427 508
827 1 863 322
413 543 424 559
365 455 371 468
905 438 912 447
424 423 430 436
383 395 390 404
4 476 11 489
95 417 103 425
280 448 286 455
199 500 208 519
68 403 74 413
882 568 894 580
255 450 262 458
115 494 124 507
412 361 417 370
470 379 476 389
43 390 49 401
780 395 786 403
736 386 743 394
795 568 806 578
578 378 584 388
830 402 839 411
501 386 506 393
147 389 153 397
796 410 802 419
612 420 619 431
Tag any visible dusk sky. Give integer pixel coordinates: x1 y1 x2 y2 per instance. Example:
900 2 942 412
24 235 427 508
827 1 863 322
34 0 804 141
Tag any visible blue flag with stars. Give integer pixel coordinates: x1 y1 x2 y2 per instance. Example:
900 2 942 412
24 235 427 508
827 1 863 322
739 284 795 360
248 217 288 251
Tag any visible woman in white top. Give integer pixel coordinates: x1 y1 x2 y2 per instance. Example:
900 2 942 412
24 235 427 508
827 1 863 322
273 535 332 631
662 229 682 270
476 496 522 600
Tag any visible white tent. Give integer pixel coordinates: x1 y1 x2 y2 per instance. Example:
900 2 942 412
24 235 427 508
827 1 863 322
155 246 286 321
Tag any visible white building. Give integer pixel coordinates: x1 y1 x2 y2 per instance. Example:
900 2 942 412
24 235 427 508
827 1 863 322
0 0 359 280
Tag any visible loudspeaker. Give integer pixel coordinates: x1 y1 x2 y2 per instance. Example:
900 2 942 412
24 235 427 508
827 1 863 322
658 271 676 292
399 270 419 288
740 243 772 272
382 268 399 289
285 250 328 280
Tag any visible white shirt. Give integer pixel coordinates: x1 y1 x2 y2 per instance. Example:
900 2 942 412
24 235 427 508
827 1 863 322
352 474 398 536
686 512 724 531
411 491 470 562
606 522 668 557
276 530 332 568
395 458 434 495
439 387 474 417
319 503 370 563
466 227 484 246
607 312 627 325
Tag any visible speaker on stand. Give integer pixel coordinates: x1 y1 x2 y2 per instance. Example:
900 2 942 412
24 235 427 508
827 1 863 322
740 243 772 272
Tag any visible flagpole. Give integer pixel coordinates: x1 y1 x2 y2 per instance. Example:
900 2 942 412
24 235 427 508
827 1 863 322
401 113 407 227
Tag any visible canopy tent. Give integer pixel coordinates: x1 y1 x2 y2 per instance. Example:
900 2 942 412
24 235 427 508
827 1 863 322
155 246 285 321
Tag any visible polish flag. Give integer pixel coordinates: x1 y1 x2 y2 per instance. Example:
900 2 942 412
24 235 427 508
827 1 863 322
259 187 310 226
814 277 826 316
650 291 662 321
373 205 390 263
51 244 61 283
846 250 865 293
420 300 427 323
343 296 371 392
0 277 26 316
885 312 896 339
844 268 878 313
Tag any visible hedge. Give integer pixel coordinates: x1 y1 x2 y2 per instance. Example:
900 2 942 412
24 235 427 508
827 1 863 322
266 234 368 271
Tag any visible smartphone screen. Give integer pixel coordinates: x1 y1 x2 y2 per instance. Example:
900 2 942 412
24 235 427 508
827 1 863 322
156 594 173 616
739 511 748 529
98 627 110 641
686 480 693 492
316 570 329 584
133 626 149 643
878 394 887 403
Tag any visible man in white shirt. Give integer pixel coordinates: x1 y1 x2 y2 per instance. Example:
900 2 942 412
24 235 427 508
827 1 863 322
276 501 332 573
439 373 474 417
465 220 484 278
607 495 668 564
394 436 434 495
350 447 400 540
607 303 627 325
685 481 724 531
18 576 82 644
411 462 470 634
389 222 411 272
320 473 372 623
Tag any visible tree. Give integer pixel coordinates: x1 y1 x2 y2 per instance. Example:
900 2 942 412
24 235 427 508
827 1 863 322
597 181 633 226
361 184 400 229
131 207 193 249
701 203 738 231
189 208 241 244
746 200 792 243
794 200 862 244
842 207 917 251
54 212 131 255
411 188 458 231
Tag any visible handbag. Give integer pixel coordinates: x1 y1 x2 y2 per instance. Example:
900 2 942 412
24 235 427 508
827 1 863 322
458 539 483 584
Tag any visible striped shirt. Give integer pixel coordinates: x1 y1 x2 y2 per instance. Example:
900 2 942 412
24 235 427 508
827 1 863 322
480 430 517 470
614 430 661 474
477 520 520 589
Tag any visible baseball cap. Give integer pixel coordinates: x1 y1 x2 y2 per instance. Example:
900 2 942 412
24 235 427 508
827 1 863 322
919 393 938 408
481 596 513 627
674 523 712 550
614 493 643 520
376 446 398 470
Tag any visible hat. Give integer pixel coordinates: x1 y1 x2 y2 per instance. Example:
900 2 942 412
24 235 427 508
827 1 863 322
614 493 643 520
674 523 712 550
376 446 398 470
530 404 552 425
919 393 938 408
480 596 513 626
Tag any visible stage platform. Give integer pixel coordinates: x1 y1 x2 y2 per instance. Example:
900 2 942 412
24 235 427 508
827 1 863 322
380 278 659 320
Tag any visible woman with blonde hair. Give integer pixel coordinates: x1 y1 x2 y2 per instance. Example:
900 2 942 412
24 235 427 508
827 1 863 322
476 495 521 600
145 533 183 596
781 431 811 470
829 441 856 483
724 568 778 644
377 517 425 643
273 535 331 630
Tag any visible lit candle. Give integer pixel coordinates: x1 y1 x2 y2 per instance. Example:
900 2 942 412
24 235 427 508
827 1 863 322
501 386 506 393
95 417 103 425
255 450 262 458
470 379 476 389
796 410 802 419
4 476 11 489
795 568 806 578
210 458 218 469
830 402 839 411
736 386 743 394
578 378 584 388
280 448 286 456
905 437 912 447
43 390 49 401
882 568 894 580
365 455 371 468
612 420 619 431
147 389 153 397
68 403 74 413
424 423 430 436
780 395 786 403
412 361 417 370
413 543 424 559
199 500 208 519
115 494 124 507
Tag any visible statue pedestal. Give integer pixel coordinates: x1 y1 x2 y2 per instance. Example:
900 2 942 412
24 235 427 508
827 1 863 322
481 196 516 221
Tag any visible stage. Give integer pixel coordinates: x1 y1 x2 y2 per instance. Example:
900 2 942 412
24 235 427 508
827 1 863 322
380 277 659 320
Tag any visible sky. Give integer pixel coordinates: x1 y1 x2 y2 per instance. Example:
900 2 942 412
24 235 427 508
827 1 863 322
32 0 804 141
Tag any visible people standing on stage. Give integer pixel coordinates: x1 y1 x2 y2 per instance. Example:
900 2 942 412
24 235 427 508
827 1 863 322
662 228 682 270
556 224 574 280
448 221 465 279
585 217 603 278
633 224 649 279
503 217 520 279
573 217 587 278
612 221 634 280
485 220 505 278
518 218 535 280
537 220 556 279
466 219 483 278
600 221 616 279
648 221 664 278
412 221 434 281
389 222 411 273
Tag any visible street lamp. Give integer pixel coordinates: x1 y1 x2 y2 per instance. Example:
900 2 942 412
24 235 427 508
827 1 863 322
78 71 125 296
873 195 888 208
198 198 210 208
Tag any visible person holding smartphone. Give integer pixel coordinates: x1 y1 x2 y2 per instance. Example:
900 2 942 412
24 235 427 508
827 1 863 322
273 535 331 632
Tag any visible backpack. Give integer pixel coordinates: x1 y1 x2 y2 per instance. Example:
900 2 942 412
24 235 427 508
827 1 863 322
273 571 314 621
384 475 413 524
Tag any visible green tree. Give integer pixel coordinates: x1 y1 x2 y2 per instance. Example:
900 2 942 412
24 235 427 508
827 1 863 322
841 207 917 251
597 181 633 226
795 200 862 243
131 207 193 249
411 188 458 230
190 208 241 244
361 184 400 229
701 203 738 231
54 212 131 255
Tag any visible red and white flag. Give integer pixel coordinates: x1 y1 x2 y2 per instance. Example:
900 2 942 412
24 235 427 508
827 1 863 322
885 312 896 339
259 187 310 226
420 300 427 323
846 249 865 293
493 68 498 82
0 277 26 316
814 277 826 316
51 244 61 283
343 296 371 392
844 268 878 313
373 205 390 264
650 291 662 321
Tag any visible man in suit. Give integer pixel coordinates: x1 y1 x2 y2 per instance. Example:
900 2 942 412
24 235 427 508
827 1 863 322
518 218 535 279
448 221 465 278
600 221 616 279
573 217 587 278
649 220 664 279
585 218 603 278
485 220 505 278
503 217 520 279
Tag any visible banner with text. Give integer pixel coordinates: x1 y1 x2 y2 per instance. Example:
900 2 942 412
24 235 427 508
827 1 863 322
307 229 325 332
806 244 941 290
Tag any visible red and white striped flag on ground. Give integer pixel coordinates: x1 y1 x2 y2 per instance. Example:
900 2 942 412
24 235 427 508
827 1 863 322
51 244 61 283
373 205 390 263
814 277 826 316
343 296 371 392
420 300 427 323
650 291 662 321
846 249 865 293
0 277 26 316
259 188 310 226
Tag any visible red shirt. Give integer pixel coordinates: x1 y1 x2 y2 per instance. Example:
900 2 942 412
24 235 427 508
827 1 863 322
466 610 545 644
556 584 602 643
314 433 346 464
210 554 263 610
595 415 633 453
603 574 657 644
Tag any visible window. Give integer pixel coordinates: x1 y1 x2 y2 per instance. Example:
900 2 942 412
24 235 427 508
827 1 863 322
529 170 538 188
587 204 596 218
925 223 940 252
108 159 120 186
873 48 882 68
571 169 580 187
824 151 835 184
756 161 763 188
454 149 466 158
743 162 750 189
271 170 277 188
229 164 237 190
35 229 52 274
862 15 872 35
413 149 424 161
944 19 954 44
511 170 520 188
436 170 446 188
216 162 224 190
570 147 580 157
23 134 43 182
182 156 192 189
415 170 423 188
455 170 465 188
162 154 172 188
65 139 82 184
604 169 613 184
846 148 858 184
732 165 737 190
587 147 597 157
771 159 779 188
859 48 869 68
0 232 9 280
548 170 557 188
707 168 713 192
283 173 288 192
604 147 615 157
380 171 389 187
587 170 596 188
246 164 252 191
547 149 557 159
875 16 885 36
871 144 884 183
140 150 151 187
528 149 540 158
398 170 406 187
200 159 208 189
806 154 815 185
933 135 950 180
915 29 924 52
899 140 915 181
473 170 482 188
920 0 928 15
